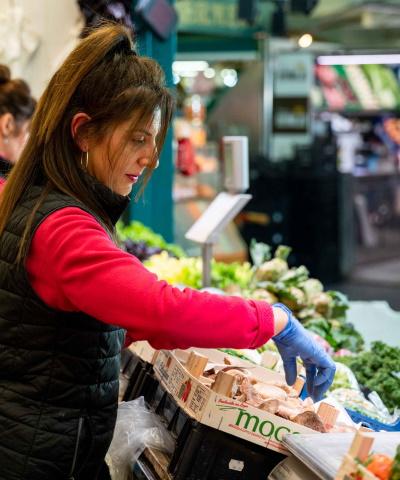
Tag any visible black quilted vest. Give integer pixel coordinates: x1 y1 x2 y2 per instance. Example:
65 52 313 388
0 155 11 182
0 179 129 479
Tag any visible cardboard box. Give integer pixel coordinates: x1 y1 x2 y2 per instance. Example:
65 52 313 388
153 348 315 454
128 341 158 364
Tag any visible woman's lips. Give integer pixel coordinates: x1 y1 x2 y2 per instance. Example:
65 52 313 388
126 174 139 183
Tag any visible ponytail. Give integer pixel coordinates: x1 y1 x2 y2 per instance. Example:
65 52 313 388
0 22 173 262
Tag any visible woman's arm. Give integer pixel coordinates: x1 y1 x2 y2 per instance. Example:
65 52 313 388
27 208 279 350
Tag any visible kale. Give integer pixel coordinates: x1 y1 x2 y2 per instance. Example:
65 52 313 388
336 342 400 413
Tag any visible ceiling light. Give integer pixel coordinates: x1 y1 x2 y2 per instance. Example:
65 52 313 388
298 33 313 49
317 54 400 65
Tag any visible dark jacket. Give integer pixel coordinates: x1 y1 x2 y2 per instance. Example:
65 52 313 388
0 155 11 182
0 179 129 479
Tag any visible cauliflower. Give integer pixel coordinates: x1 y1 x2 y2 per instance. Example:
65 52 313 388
312 292 333 317
302 278 324 302
250 289 278 304
280 287 306 311
255 258 288 282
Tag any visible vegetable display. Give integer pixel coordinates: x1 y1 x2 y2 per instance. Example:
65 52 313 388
316 63 400 112
364 454 394 480
391 445 400 480
116 220 185 261
336 342 400 414
128 225 397 423
247 242 364 353
329 389 397 425
144 251 253 291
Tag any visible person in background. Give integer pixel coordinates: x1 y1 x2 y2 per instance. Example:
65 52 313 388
0 24 335 480
0 65 36 186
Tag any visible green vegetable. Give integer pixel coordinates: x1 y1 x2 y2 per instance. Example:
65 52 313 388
278 286 306 311
302 279 324 301
363 64 400 109
250 240 271 267
329 388 395 424
336 342 400 413
210 260 253 291
275 245 292 261
312 292 333 317
304 318 364 353
390 445 400 480
116 220 185 258
144 253 253 291
248 243 359 353
255 258 289 282
304 318 331 339
327 290 350 320
249 289 278 304
329 370 352 391
280 265 309 286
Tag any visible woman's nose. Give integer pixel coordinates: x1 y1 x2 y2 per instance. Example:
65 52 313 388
137 145 158 168
137 156 151 168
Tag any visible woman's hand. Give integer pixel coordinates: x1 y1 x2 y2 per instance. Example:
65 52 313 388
272 303 336 402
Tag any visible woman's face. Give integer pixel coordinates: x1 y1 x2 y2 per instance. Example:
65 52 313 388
87 113 160 196
0 114 30 164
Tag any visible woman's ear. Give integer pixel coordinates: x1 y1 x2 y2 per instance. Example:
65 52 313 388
71 112 91 151
0 113 15 137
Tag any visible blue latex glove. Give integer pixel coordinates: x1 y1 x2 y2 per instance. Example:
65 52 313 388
272 303 336 402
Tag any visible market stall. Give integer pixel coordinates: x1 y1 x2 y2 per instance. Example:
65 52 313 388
111 221 400 480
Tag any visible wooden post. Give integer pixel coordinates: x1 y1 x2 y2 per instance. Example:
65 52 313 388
211 371 236 397
336 431 375 480
317 402 339 429
186 351 209 378
292 376 305 396
348 431 374 463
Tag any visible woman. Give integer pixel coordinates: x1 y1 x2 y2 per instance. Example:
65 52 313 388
0 24 335 480
0 65 35 185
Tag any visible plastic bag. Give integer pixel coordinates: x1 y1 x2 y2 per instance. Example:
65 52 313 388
106 397 175 480
328 388 399 425
329 362 360 392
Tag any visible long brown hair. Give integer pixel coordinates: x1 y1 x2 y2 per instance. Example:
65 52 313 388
0 23 174 261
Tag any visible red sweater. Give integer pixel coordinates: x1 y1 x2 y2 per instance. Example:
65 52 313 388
26 207 275 350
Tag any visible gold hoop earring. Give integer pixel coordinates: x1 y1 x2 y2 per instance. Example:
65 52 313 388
80 150 89 169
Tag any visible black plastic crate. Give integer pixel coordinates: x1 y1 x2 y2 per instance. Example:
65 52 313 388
150 384 285 480
169 417 285 480
120 347 134 373
121 352 159 404
154 388 181 427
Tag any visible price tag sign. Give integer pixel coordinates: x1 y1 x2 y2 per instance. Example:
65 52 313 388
185 192 251 244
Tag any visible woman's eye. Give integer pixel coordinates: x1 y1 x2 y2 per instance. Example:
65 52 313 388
133 137 145 144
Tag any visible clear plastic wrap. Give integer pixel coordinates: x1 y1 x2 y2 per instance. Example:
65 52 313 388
329 362 360 392
328 388 399 425
106 397 175 480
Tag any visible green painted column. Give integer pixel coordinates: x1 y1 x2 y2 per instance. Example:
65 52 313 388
128 0 176 242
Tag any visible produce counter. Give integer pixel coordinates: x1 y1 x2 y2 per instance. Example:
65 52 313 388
279 432 400 480
121 342 399 480
116 221 400 479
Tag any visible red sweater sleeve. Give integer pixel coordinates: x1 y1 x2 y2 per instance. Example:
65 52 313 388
26 208 275 350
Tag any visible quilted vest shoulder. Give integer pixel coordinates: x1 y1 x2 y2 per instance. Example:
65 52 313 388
0 186 125 479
